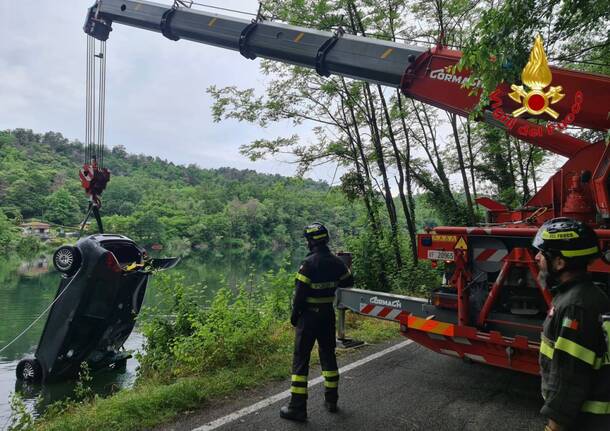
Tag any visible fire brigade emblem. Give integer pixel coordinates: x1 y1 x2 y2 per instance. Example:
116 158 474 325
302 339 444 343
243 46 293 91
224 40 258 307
508 35 565 119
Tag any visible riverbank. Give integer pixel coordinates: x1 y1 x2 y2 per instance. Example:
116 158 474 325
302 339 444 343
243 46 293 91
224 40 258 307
35 315 399 431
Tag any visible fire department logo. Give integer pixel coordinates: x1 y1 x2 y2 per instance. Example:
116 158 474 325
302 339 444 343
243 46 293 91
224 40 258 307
489 34 583 137
508 35 564 119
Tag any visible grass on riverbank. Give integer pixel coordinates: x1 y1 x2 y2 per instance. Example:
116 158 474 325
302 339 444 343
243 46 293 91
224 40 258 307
36 315 400 431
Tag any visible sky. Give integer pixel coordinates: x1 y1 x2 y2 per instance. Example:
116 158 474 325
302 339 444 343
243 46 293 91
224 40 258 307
0 0 336 181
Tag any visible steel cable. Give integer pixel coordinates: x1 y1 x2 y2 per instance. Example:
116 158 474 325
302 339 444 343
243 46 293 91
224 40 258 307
0 277 78 356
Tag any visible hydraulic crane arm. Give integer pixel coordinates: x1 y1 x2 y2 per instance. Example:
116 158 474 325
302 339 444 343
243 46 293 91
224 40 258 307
84 0 610 160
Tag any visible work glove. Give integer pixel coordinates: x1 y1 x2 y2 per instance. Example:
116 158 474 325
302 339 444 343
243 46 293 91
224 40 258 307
290 309 301 327
545 419 564 431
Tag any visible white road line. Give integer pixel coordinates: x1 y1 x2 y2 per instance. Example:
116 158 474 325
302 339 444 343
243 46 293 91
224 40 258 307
192 339 413 431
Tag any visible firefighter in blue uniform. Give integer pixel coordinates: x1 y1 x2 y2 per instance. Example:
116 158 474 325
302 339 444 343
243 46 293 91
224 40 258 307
280 222 354 422
533 217 610 431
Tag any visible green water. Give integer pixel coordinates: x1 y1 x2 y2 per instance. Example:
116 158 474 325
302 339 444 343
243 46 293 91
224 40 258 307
0 250 291 426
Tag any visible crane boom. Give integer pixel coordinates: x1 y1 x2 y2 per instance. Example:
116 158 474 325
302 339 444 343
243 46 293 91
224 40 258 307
84 0 610 159
85 0 425 88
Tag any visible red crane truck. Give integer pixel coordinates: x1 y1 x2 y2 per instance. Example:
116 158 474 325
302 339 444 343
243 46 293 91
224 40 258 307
84 0 610 375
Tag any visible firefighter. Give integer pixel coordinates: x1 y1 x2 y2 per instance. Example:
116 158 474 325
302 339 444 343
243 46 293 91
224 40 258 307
533 217 610 431
279 222 354 422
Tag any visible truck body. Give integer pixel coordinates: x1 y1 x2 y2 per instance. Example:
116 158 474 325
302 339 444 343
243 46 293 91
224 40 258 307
84 0 610 375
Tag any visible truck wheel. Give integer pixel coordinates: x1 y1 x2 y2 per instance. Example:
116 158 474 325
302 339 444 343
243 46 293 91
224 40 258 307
53 246 81 274
16 358 43 382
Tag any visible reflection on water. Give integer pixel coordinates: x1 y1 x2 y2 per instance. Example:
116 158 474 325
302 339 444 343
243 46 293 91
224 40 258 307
17 258 49 278
0 251 289 424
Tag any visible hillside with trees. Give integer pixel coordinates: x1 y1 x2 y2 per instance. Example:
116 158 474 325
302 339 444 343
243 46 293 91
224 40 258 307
0 129 364 263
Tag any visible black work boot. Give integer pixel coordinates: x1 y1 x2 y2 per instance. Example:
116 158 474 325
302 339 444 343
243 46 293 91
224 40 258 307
280 405 307 422
324 401 338 413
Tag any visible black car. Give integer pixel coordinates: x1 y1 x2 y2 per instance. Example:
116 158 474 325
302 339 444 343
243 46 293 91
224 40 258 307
16 234 178 382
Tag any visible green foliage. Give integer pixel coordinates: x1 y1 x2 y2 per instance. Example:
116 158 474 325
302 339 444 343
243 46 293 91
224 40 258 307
0 209 19 252
0 129 361 259
347 226 440 295
137 270 294 380
44 188 80 226
7 392 35 431
74 362 94 402
15 236 41 256
460 0 610 105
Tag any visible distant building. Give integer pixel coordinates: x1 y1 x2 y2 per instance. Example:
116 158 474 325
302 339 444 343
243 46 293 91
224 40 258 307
20 222 51 239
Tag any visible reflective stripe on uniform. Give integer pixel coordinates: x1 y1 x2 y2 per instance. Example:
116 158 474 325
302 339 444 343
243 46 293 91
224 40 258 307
555 336 596 366
541 337 610 370
339 271 351 281
560 246 599 257
312 233 328 240
290 374 308 395
323 370 339 388
540 339 554 360
593 355 610 370
296 273 311 284
311 281 336 290
306 297 334 303
582 400 610 414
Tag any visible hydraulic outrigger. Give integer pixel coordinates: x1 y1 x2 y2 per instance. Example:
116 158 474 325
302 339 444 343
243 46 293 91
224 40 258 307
84 0 610 375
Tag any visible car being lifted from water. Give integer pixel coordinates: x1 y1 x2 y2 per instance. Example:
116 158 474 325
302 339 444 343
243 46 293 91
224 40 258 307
16 234 178 383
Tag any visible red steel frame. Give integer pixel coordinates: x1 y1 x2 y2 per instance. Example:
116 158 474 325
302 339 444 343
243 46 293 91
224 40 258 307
402 47 610 374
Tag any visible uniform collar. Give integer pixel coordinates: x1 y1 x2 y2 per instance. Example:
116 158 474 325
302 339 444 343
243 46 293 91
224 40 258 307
307 245 331 256
550 273 591 295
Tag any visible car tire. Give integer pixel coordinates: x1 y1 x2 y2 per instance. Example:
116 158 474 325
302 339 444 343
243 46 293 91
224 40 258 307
16 358 43 382
53 246 81 274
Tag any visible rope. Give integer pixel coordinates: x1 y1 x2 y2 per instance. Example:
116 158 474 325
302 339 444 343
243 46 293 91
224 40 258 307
0 277 77 356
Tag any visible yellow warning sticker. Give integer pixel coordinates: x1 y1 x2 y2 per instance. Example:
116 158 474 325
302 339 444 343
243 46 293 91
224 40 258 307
432 235 457 243
455 237 468 250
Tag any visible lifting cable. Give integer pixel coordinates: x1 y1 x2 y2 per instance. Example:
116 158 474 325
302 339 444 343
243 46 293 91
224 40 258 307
80 27 111 236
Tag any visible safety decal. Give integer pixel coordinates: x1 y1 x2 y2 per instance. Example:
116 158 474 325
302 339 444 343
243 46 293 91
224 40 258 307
454 237 468 250
359 303 406 321
474 248 508 262
432 235 457 243
407 315 455 336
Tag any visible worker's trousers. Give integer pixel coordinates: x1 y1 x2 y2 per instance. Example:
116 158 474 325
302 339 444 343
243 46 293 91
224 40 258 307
289 305 339 410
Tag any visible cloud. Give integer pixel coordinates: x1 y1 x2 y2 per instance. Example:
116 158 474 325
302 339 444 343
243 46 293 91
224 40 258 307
0 0 329 179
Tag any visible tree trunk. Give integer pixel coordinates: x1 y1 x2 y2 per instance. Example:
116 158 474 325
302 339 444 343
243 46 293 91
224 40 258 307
377 85 418 265
449 113 475 224
513 139 531 203
349 1 402 270
465 120 478 203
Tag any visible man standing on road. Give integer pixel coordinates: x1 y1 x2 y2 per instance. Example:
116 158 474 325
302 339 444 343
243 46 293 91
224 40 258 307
533 217 610 431
280 222 353 422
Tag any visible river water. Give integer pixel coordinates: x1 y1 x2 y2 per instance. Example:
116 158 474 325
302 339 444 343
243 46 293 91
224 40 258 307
0 250 288 427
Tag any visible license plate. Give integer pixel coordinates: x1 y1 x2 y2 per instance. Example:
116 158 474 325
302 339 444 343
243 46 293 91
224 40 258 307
427 250 455 261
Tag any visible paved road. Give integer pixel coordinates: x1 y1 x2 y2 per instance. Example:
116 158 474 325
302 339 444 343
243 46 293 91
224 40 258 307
155 339 544 431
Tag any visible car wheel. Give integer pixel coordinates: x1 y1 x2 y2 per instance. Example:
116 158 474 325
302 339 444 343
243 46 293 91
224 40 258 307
16 358 43 382
53 246 81 274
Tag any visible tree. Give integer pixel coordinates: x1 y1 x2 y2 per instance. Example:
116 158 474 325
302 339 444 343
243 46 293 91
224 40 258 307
45 187 81 226
0 209 17 252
